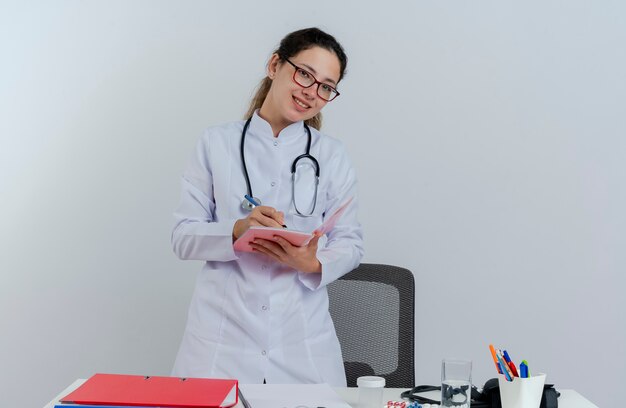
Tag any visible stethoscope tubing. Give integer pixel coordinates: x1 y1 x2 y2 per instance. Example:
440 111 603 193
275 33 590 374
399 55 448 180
240 117 254 199
240 116 320 216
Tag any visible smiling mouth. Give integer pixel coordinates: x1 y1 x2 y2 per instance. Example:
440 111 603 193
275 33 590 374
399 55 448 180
293 96 311 109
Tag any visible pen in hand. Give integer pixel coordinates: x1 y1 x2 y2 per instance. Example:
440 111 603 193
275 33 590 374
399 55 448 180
244 195 288 228
244 194 260 208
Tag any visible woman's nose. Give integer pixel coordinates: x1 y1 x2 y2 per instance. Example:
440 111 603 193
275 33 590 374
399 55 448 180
301 85 316 99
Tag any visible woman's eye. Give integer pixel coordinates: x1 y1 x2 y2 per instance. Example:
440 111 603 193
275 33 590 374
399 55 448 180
321 84 333 93
297 69 310 79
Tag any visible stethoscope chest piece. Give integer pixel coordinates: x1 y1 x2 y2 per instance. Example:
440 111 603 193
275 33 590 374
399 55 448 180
241 196 262 211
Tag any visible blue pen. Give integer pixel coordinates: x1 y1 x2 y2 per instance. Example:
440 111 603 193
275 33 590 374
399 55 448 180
499 361 512 381
54 405 153 408
244 194 260 207
520 360 529 378
243 195 287 228
496 352 512 381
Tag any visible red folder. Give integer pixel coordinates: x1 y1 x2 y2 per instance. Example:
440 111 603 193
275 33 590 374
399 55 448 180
60 373 238 408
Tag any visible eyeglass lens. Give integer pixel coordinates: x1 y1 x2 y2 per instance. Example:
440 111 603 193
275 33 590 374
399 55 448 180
283 59 337 102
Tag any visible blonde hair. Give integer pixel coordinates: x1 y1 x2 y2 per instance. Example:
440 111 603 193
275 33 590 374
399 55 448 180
244 76 323 131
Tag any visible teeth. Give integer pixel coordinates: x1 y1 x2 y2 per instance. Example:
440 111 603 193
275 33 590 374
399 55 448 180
294 97 309 108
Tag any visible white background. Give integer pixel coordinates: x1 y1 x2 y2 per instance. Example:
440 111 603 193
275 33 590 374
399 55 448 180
1 1 624 407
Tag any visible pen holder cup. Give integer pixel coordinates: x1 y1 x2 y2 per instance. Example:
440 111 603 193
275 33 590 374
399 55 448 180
357 376 385 408
497 373 546 408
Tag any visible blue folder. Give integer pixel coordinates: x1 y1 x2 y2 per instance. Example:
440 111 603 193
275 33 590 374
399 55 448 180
54 405 154 408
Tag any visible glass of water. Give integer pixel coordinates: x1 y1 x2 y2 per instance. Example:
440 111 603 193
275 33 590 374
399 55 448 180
441 359 472 408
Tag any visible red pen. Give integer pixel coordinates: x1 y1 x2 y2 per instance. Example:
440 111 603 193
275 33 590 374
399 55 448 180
508 361 519 377
503 350 519 377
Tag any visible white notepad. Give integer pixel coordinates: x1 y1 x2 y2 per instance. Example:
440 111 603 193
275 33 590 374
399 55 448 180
238 383 351 408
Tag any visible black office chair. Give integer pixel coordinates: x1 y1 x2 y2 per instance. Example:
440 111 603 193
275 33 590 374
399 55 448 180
327 263 415 388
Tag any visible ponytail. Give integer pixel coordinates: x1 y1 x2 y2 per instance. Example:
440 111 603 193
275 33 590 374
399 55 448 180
244 77 272 122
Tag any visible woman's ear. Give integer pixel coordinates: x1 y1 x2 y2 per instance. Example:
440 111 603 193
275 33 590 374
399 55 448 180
267 53 281 79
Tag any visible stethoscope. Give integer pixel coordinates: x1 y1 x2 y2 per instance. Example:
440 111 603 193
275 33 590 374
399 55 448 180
400 384 483 407
240 117 320 216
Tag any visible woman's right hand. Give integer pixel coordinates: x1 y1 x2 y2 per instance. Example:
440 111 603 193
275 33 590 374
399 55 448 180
233 206 285 240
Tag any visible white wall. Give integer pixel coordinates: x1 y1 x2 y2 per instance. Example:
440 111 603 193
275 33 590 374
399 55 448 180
1 1 624 407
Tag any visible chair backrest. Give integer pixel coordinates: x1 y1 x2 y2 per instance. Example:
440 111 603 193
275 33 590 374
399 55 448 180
327 263 415 388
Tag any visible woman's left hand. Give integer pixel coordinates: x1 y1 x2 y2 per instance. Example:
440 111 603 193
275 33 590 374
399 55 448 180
250 232 323 273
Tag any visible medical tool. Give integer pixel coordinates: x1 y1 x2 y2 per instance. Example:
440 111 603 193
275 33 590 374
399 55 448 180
240 117 320 216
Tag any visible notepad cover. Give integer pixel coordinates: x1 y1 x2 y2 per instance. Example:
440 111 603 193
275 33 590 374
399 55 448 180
233 226 313 252
233 197 353 253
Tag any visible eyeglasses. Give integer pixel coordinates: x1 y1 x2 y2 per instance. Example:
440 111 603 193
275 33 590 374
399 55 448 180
283 58 340 102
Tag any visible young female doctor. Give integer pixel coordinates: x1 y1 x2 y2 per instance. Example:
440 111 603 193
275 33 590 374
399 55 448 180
170 28 363 386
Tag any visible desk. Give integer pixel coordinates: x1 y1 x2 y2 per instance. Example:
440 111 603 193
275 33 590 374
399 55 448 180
334 387 597 408
44 379 598 408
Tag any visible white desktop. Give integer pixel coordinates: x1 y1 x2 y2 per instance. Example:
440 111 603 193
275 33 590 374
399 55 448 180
44 378 598 408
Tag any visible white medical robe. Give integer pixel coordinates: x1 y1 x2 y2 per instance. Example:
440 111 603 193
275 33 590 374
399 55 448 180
171 111 364 385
